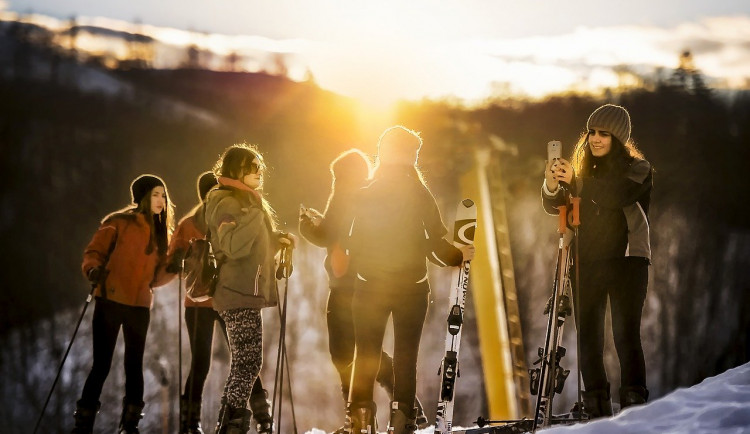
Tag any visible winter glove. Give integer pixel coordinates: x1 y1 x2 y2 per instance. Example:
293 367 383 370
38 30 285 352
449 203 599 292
87 266 104 284
166 261 183 274
166 248 185 274
277 231 298 249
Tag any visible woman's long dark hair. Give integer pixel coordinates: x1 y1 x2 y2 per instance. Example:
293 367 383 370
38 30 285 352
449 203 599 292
214 143 278 231
571 131 645 177
135 186 174 256
105 185 174 256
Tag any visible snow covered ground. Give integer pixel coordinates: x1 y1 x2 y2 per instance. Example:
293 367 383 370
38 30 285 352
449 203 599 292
306 361 750 434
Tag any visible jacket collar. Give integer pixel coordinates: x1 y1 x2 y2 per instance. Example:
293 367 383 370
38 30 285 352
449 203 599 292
217 176 262 201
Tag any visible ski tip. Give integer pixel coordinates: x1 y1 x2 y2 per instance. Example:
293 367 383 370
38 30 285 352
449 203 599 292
462 198 475 208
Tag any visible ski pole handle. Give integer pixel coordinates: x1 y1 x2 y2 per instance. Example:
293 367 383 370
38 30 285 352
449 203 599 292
569 197 580 227
276 247 293 279
556 205 567 234
285 248 293 276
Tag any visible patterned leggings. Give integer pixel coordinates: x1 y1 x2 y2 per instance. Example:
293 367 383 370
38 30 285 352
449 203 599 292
219 308 263 409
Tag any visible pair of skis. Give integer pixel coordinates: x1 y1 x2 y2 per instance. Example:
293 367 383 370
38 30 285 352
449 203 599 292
435 199 477 434
528 201 578 432
435 197 582 434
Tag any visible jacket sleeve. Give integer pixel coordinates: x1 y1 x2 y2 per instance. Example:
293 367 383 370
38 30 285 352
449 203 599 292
299 212 328 247
580 159 652 209
81 218 118 278
166 219 191 266
151 254 174 288
541 181 568 215
422 190 463 267
153 218 192 286
209 195 265 260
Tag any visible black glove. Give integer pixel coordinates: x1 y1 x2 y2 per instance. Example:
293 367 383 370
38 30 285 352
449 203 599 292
87 266 104 284
166 248 185 274
166 261 183 274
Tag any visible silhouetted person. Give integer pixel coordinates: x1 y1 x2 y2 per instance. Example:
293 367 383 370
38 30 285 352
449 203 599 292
299 149 430 433
345 126 474 434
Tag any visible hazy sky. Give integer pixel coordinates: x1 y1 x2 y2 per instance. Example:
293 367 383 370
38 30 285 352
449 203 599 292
4 1 750 106
5 0 750 40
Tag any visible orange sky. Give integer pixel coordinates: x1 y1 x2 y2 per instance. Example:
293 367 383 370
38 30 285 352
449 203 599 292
3 2 750 107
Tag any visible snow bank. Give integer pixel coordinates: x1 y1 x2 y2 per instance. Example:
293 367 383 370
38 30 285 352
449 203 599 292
305 362 750 434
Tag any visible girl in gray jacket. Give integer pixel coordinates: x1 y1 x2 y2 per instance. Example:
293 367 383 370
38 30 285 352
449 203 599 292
205 144 294 433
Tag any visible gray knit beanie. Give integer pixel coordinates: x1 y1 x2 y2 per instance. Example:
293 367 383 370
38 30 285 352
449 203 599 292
587 104 631 145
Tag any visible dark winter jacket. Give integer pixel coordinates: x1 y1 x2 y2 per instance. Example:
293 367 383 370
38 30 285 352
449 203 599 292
542 153 652 263
299 188 359 290
346 166 463 292
82 211 168 308
165 205 213 308
205 180 279 311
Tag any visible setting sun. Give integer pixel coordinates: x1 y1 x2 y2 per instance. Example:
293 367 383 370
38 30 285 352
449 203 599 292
2 4 749 107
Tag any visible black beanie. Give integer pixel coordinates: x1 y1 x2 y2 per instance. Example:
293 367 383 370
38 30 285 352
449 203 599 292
130 174 166 205
197 171 218 202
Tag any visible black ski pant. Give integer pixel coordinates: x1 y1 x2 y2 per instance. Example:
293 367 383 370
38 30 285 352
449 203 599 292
349 281 429 407
79 297 150 406
327 286 395 400
574 257 648 392
184 306 266 403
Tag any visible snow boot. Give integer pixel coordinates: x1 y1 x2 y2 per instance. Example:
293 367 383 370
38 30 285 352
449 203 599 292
249 388 274 434
413 397 430 429
619 385 649 409
375 366 428 429
347 401 377 434
215 399 252 434
387 401 418 434
70 400 100 434
118 398 145 434
331 387 350 434
568 400 587 420
180 396 204 434
581 386 613 419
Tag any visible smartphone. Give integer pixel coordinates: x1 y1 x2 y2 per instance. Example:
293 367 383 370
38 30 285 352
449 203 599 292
547 140 562 161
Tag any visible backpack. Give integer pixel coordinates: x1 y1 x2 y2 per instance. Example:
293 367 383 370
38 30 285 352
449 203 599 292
183 206 219 302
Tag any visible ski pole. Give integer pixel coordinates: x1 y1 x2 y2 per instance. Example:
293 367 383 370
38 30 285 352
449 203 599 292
33 283 97 434
177 260 183 432
569 196 583 414
272 246 298 434
532 204 568 433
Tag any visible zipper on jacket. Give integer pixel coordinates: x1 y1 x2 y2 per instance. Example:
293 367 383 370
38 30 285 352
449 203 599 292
254 265 261 296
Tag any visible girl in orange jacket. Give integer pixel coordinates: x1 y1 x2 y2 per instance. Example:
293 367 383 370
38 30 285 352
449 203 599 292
72 174 174 434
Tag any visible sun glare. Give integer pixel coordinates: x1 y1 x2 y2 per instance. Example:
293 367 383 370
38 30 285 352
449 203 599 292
3 5 749 107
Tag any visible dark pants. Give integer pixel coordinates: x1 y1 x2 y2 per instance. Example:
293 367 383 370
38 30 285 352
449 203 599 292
349 281 429 406
79 297 150 406
574 257 648 391
327 287 395 399
183 307 266 403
